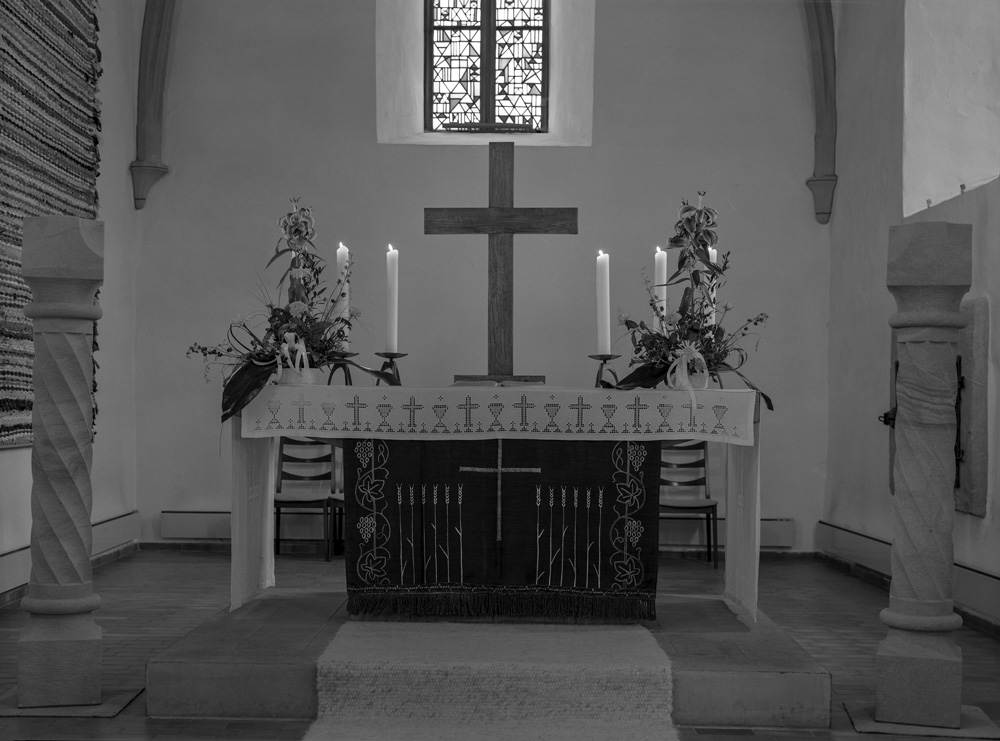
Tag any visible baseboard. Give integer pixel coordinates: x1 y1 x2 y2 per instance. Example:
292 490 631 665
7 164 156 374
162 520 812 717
160 509 329 542
816 520 1000 637
659 517 796 550
0 511 140 608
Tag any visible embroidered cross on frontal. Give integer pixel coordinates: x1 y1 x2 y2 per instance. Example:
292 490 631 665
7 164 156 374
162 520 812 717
459 439 541 540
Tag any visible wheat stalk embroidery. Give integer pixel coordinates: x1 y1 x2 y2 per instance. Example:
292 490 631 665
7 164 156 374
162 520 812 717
455 484 464 583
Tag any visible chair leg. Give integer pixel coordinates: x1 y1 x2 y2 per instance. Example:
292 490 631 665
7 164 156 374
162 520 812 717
711 509 719 569
324 501 332 562
704 512 712 564
274 506 281 556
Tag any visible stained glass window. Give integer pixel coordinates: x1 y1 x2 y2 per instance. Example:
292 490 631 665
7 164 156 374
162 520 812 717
426 0 548 133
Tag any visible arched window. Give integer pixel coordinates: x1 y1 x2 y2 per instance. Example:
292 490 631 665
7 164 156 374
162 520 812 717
425 0 548 133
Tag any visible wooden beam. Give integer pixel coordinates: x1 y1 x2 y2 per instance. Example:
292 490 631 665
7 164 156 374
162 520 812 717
803 0 838 224
424 208 579 234
129 0 175 210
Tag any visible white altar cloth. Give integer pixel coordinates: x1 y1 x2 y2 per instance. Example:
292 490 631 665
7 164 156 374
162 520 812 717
232 386 761 618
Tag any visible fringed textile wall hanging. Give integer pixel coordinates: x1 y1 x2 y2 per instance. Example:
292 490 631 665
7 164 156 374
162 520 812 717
0 0 101 448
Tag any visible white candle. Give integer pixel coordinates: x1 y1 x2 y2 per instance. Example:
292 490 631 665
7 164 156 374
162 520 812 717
596 250 611 355
336 242 351 349
708 246 717 265
386 244 398 353
654 246 668 324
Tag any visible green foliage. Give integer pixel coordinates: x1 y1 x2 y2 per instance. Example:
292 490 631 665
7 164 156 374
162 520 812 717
188 199 398 422
617 193 772 410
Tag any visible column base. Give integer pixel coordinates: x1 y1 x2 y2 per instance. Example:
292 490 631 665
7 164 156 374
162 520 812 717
876 627 962 728
17 612 102 708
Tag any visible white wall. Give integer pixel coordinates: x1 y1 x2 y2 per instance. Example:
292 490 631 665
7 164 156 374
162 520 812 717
100 0 831 548
902 0 1000 217
90 0 144 525
824 0 904 544
826 0 999 580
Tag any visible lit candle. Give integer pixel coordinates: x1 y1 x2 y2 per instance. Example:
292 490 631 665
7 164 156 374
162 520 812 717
596 250 611 355
654 246 668 325
336 242 351 349
386 244 398 353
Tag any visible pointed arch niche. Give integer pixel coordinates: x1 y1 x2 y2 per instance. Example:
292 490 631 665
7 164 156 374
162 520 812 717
376 0 594 146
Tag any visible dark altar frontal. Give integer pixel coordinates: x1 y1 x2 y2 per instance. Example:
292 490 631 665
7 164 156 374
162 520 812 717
344 438 660 622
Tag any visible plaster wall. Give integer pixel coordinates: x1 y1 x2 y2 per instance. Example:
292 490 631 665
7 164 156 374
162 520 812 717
0 0 143 561
90 0 144 526
117 0 828 548
825 0 998 579
823 0 904 546
902 0 1000 217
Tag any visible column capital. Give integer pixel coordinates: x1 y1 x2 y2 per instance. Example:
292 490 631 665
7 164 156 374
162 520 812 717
21 217 104 326
887 222 971 335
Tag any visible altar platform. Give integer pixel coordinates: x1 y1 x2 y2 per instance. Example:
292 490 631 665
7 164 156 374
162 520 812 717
146 557 831 730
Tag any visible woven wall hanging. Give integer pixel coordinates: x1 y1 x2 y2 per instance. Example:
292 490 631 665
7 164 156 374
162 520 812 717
0 0 101 448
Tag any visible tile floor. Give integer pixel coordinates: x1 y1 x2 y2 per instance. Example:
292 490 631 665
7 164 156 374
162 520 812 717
0 548 997 740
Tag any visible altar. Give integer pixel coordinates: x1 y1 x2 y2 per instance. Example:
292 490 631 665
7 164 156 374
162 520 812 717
232 384 762 622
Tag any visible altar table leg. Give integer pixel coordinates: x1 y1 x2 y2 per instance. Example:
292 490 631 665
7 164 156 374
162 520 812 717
230 418 276 610
723 426 761 622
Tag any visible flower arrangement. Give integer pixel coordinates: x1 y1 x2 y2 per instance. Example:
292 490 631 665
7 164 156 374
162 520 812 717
188 199 396 422
615 192 772 409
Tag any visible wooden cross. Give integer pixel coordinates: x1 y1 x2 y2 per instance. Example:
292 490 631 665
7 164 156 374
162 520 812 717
425 142 578 382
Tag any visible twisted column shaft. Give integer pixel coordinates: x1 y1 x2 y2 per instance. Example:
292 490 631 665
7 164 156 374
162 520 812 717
17 216 104 708
876 221 971 728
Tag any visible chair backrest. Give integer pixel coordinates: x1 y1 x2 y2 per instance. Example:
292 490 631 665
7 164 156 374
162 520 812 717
276 437 342 496
659 439 710 499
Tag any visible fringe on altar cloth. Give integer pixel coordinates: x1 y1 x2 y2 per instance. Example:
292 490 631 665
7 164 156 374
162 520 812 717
347 586 656 623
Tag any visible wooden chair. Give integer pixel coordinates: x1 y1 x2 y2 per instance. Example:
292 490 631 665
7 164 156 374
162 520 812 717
274 437 344 561
658 439 719 568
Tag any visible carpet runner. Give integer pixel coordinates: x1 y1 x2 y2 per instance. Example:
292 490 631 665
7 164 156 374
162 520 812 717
309 621 678 739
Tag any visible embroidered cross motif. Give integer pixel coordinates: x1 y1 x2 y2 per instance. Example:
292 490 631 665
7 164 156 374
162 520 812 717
402 396 423 431
570 395 591 431
682 398 705 429
513 394 535 430
457 395 479 431
346 394 368 430
626 395 649 432
291 393 311 427
460 439 541 540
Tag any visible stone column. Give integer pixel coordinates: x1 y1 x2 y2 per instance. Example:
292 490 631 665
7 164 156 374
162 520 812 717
877 221 970 728
17 216 104 708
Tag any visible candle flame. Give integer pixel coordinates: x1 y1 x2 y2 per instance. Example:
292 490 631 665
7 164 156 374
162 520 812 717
656 245 662 253
388 244 394 252
598 250 604 256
